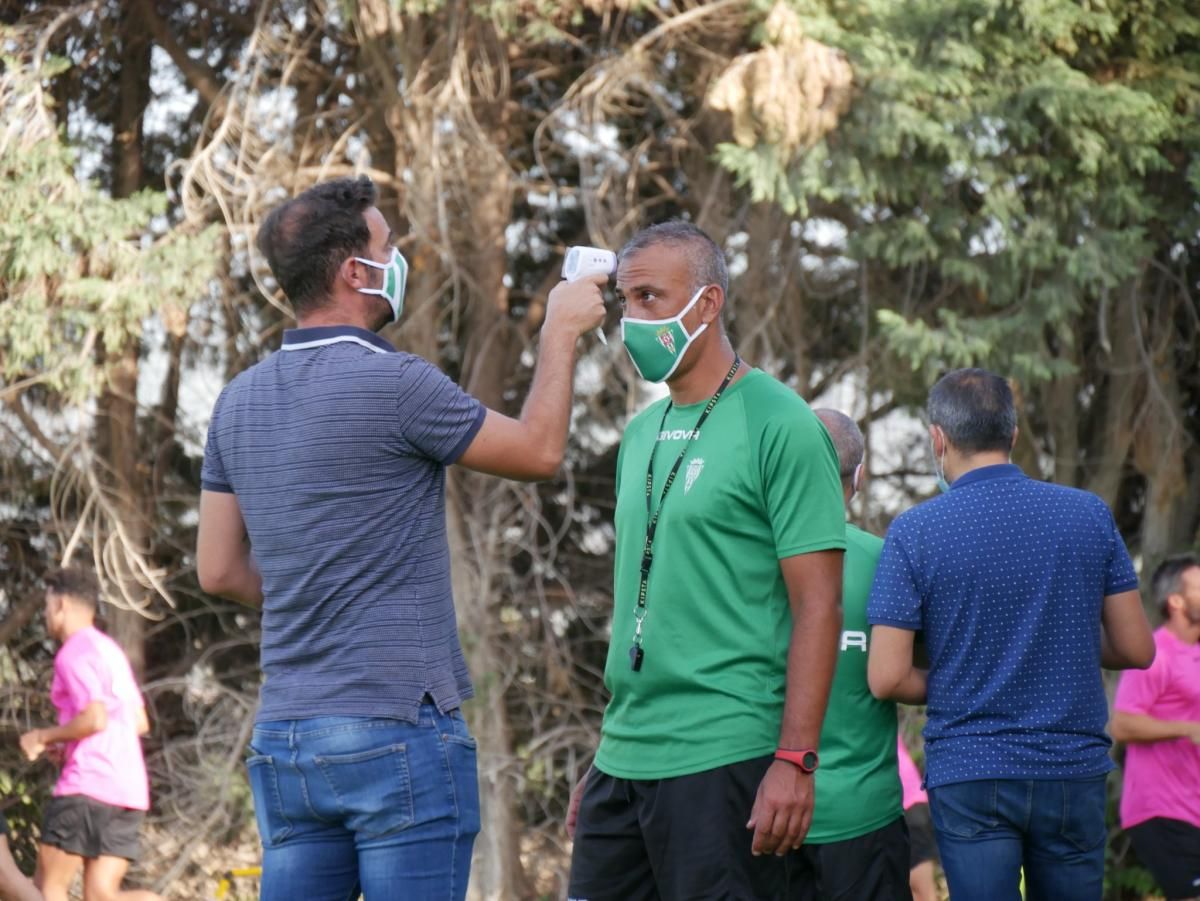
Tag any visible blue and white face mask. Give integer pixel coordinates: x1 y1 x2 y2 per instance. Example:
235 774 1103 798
931 431 951 493
354 247 408 321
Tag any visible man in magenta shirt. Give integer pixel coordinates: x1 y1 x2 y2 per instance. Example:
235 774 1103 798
1112 554 1200 901
18 568 160 901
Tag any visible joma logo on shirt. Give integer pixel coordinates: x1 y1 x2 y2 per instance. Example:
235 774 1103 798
658 429 701 441
841 630 868 652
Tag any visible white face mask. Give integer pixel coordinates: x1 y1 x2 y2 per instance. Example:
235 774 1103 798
353 247 408 322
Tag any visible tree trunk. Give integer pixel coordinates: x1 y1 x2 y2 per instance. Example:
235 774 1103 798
455 153 530 901
95 1 153 676
1131 297 1197 602
1082 283 1143 508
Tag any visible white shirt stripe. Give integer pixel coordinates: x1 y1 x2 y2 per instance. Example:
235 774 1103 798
281 336 388 354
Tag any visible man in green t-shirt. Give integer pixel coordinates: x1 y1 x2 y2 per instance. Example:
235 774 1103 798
788 409 909 899
566 222 847 900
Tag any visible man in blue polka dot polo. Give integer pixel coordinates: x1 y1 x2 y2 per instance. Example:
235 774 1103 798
865 367 1156 901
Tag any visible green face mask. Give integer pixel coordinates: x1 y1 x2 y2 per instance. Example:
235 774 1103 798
620 285 709 382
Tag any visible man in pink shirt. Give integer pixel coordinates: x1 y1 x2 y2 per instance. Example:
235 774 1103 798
18 568 160 901
1112 554 1200 901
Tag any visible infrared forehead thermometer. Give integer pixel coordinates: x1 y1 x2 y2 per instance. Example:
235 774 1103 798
562 246 616 281
562 246 616 345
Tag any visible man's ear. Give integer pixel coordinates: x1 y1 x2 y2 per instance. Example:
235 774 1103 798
700 285 725 326
340 255 370 291
928 424 942 456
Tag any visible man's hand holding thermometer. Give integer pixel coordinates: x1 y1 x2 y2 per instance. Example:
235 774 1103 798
559 246 616 344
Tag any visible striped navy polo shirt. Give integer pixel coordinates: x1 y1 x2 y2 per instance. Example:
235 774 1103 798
201 325 486 723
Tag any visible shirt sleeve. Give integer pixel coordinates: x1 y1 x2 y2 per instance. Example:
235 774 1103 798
395 357 486 464
1103 507 1139 595
757 407 847 559
867 521 924 630
200 396 233 493
1113 651 1167 715
55 652 109 713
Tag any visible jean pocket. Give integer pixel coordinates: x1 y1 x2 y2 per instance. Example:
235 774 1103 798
1061 778 1108 852
245 754 293 847
315 743 415 839
443 709 478 750
929 781 998 839
440 718 480 837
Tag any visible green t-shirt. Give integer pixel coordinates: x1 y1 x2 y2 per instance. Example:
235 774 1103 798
807 523 902 843
595 369 847 780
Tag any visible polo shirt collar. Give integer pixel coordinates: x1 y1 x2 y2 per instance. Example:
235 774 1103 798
280 325 395 355
951 462 1025 490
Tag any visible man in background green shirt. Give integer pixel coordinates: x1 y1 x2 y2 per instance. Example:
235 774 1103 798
567 222 846 901
789 409 909 900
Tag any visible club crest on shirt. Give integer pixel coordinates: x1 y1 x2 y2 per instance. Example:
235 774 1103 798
656 326 677 355
685 457 704 494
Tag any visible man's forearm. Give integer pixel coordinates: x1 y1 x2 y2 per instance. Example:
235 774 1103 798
778 600 841 749
40 706 104 744
1111 711 1197 744
517 323 578 470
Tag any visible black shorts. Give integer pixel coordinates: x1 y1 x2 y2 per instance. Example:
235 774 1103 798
1127 817 1200 900
903 802 938 868
40 795 143 862
790 816 912 901
568 755 787 901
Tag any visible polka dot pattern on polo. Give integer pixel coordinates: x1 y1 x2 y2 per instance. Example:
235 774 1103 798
867 463 1139 789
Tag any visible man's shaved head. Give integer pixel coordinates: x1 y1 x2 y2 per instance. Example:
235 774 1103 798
813 408 864 481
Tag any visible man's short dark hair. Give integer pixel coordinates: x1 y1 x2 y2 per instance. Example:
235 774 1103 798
1151 554 1200 618
44 567 100 611
618 220 730 298
257 176 379 314
813 408 864 480
927 368 1017 454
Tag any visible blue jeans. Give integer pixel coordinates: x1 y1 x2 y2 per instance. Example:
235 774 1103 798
928 776 1108 901
245 706 480 901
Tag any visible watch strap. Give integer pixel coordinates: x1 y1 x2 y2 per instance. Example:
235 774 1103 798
774 748 819 773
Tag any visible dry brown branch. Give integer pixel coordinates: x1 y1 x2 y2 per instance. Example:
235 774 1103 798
707 2 854 153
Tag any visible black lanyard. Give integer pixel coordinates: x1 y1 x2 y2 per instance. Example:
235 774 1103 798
629 356 742 672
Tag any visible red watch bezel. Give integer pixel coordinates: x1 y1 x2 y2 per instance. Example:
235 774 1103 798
774 748 819 773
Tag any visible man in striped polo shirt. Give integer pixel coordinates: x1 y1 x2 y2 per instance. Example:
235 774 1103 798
196 176 604 900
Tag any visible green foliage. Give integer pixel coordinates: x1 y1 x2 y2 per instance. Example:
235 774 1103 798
0 69 218 404
716 0 1200 380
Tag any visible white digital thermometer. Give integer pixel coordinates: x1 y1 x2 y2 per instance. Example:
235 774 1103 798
562 246 616 344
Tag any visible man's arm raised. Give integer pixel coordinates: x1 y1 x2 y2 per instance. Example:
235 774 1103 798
457 276 605 481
